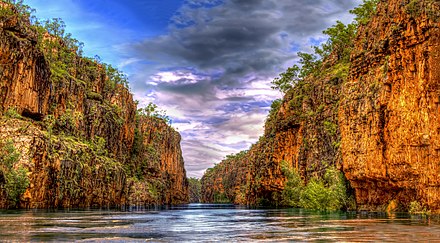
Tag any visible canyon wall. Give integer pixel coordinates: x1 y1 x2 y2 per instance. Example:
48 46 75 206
202 0 440 211
339 0 440 211
0 3 188 208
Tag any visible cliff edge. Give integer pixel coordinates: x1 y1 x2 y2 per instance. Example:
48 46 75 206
0 2 188 208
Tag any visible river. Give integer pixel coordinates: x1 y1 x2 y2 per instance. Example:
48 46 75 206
1 204 440 242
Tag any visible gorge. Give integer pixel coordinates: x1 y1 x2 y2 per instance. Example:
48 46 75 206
1 0 440 214
201 0 440 213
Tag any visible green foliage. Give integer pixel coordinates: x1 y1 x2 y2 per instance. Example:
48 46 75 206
289 89 306 111
42 17 66 38
4 166 29 207
225 150 248 161
7 6 131 97
426 0 440 22
104 63 129 91
88 136 108 157
137 102 171 125
56 109 84 132
188 177 202 203
280 161 303 207
0 140 20 168
1 0 34 19
271 0 379 95
328 62 350 81
0 140 30 208
271 51 322 94
266 99 282 123
318 21 357 61
86 91 103 101
323 120 338 136
33 17 87 86
271 66 300 93
408 201 430 215
405 0 421 18
4 107 22 119
213 192 230 203
299 168 349 211
37 17 84 57
349 0 380 25
138 102 158 117
297 52 322 78
280 162 350 211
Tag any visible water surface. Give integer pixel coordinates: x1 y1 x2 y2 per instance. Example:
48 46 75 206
1 204 439 242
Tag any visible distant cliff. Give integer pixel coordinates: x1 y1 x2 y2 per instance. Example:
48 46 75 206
0 2 188 208
202 0 440 212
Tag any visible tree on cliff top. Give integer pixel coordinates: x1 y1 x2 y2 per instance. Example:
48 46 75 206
137 102 171 125
350 0 380 25
271 0 379 94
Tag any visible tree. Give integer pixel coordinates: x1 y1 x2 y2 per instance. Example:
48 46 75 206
2 0 34 18
271 0 380 94
271 65 300 94
350 0 380 26
137 102 171 125
43 18 66 38
104 64 129 90
271 52 320 94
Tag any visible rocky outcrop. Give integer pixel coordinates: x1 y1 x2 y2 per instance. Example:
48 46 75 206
339 0 440 211
129 117 189 205
0 3 188 208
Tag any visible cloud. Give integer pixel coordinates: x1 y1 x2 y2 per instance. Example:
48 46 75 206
121 0 361 178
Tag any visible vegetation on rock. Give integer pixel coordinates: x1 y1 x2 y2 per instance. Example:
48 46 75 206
0 140 29 208
188 177 202 203
201 0 437 212
0 1 189 208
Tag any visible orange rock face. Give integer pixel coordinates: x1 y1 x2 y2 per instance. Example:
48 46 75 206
202 0 440 211
131 117 189 205
201 67 344 206
0 7 51 118
339 0 440 211
0 5 188 208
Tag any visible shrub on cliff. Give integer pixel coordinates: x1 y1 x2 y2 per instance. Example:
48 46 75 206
408 201 430 215
280 161 303 207
299 168 349 211
0 140 30 208
350 0 380 25
1 0 33 20
137 102 171 125
281 161 351 211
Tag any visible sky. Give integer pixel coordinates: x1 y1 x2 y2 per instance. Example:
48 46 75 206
25 0 361 178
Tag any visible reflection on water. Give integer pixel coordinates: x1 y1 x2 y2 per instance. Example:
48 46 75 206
1 204 440 242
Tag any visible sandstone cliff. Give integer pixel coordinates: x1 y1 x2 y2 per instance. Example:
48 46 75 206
0 3 188 208
202 0 440 212
339 0 440 211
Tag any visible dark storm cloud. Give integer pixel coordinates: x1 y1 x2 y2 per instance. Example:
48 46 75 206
132 0 357 67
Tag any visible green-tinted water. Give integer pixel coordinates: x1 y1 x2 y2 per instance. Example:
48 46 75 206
0 204 439 242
